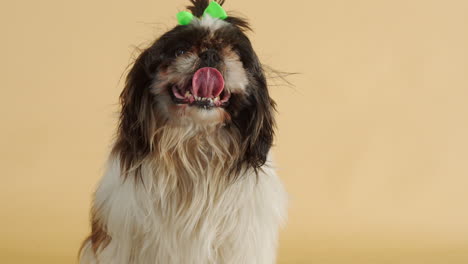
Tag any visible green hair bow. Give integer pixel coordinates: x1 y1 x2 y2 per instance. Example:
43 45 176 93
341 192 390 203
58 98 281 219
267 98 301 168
176 1 228 26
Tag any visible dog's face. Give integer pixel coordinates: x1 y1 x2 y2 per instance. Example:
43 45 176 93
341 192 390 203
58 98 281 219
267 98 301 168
152 15 252 124
116 0 275 174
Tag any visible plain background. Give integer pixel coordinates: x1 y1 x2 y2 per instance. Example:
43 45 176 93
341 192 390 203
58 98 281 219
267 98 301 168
1 0 468 263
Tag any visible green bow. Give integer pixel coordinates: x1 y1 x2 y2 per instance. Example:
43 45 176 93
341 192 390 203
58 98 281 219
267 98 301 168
177 1 228 26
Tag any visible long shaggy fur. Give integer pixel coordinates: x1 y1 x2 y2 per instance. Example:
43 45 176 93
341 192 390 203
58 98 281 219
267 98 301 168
79 1 287 263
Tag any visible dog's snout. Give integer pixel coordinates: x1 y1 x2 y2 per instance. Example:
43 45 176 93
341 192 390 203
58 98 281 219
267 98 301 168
199 49 221 67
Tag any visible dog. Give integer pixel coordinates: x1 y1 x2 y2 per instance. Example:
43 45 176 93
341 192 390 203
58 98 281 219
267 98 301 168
79 1 287 263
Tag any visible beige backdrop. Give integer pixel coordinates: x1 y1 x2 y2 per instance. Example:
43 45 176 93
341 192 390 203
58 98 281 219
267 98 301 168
1 0 468 263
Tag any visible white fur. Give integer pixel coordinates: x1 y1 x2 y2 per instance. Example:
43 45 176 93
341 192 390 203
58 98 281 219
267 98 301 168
224 54 249 93
80 154 287 264
193 14 229 31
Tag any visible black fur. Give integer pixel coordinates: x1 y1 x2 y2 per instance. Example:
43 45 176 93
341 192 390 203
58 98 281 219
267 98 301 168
187 0 226 17
113 48 154 175
114 1 275 177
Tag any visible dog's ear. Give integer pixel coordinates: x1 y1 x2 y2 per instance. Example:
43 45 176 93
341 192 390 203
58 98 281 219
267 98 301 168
230 51 276 173
242 78 276 172
113 48 159 174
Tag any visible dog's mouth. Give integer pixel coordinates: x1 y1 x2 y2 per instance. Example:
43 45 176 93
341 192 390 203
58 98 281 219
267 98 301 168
170 67 230 109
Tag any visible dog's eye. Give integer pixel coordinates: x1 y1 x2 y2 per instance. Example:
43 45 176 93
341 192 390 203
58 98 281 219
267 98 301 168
175 49 186 57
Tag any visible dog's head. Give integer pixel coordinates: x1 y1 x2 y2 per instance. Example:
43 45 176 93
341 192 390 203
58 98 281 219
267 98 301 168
115 0 275 175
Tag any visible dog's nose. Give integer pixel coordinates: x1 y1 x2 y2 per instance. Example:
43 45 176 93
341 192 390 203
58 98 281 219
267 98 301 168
199 49 221 67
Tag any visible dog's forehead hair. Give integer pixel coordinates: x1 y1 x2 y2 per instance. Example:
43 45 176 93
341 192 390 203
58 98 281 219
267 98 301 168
195 15 229 32
159 19 240 53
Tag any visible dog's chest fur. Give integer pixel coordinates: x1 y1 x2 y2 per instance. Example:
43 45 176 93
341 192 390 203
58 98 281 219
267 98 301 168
80 128 286 264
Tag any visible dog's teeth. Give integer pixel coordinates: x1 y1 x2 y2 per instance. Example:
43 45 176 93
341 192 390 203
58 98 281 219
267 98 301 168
185 91 192 98
214 97 219 103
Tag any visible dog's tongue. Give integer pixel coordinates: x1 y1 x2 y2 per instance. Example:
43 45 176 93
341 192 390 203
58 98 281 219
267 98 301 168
192 67 224 98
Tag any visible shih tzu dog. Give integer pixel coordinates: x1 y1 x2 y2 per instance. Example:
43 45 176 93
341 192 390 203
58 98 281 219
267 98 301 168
79 0 287 263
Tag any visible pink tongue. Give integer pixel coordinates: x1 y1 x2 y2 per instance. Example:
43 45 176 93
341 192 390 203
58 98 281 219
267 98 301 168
192 67 224 98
